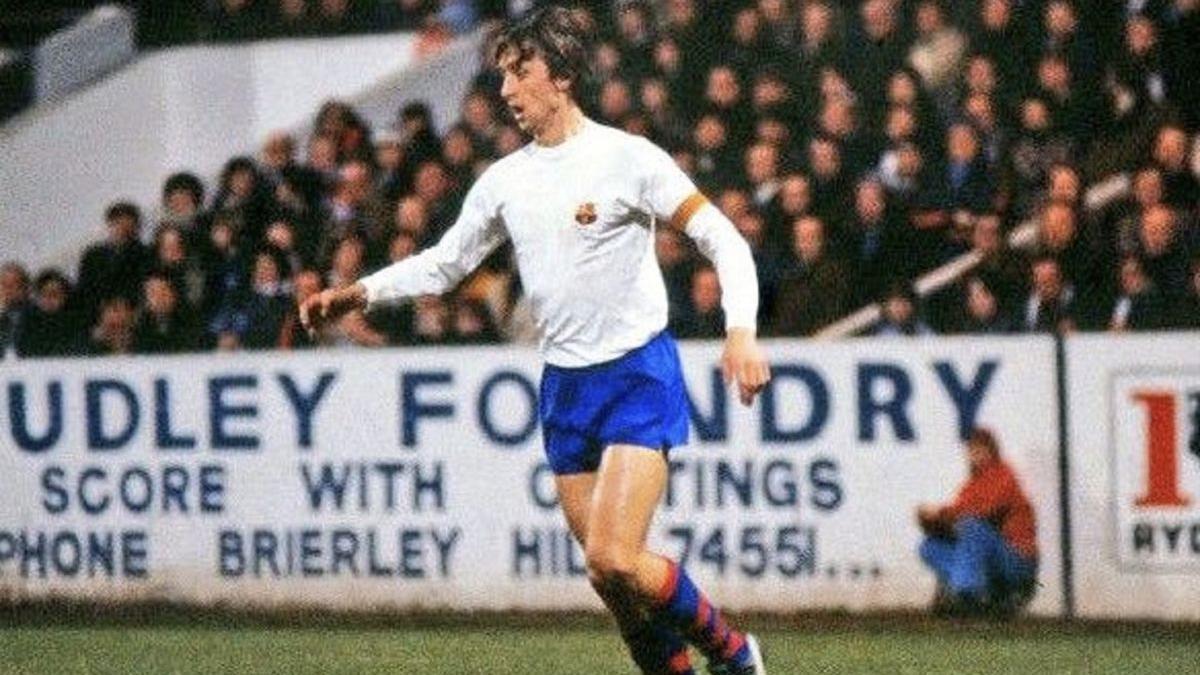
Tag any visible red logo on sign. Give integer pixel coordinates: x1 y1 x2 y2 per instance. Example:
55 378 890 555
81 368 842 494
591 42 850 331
1132 391 1193 508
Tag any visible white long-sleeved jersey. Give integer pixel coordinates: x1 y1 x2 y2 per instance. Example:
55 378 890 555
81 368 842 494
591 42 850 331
361 119 757 367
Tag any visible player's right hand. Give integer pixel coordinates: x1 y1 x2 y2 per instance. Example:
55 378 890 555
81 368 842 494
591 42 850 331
298 290 334 337
299 282 369 337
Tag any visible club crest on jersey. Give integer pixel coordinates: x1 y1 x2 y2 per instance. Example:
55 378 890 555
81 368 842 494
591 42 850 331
574 202 598 225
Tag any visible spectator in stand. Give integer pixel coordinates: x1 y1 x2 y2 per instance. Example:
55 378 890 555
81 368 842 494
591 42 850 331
394 194 433 247
613 1 655 79
885 69 946 160
763 173 813 252
20 269 85 358
962 92 1005 176
1034 52 1095 148
917 428 1038 617
1110 166 1167 255
1152 123 1199 208
724 5 786 80
1136 204 1194 307
374 130 412 203
211 156 273 244
971 213 1027 316
201 213 250 337
243 249 294 349
674 265 724 340
844 177 908 306
908 0 967 111
152 224 207 312
314 99 373 164
1109 255 1168 330
159 172 207 241
769 215 850 336
327 235 367 291
1042 0 1099 94
943 122 995 218
442 124 482 186
816 96 873 178
849 0 909 118
639 78 687 148
1022 255 1077 333
971 0 1030 91
795 0 843 93
397 101 442 169
806 136 850 232
305 133 341 188
134 273 200 354
411 160 462 239
320 160 392 266
264 218 308 279
0 262 32 359
959 276 1014 334
87 296 136 356
76 202 152 326
1009 98 1075 219
460 88 500 156
743 142 782 209
596 77 635 128
1034 200 1086 273
690 112 737 192
874 281 934 336
1115 14 1170 109
703 64 752 147
878 141 927 210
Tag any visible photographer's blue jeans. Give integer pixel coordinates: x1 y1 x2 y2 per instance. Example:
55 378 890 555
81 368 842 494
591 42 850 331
919 517 1037 599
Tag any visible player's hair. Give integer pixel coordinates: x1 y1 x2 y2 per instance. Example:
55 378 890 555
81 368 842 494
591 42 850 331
493 6 593 98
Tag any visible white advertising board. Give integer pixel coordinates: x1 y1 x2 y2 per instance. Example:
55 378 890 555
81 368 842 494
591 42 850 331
1067 333 1200 620
0 337 1061 614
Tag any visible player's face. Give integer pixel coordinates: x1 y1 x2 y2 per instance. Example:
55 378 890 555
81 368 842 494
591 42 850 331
498 49 569 138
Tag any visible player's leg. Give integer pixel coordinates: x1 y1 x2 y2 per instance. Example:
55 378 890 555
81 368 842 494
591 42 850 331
585 445 756 672
558 471 695 675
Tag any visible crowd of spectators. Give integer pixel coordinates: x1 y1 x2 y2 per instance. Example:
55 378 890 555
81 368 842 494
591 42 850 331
2 0 1200 360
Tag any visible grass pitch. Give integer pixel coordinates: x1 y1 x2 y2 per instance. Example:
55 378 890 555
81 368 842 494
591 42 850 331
1 606 1196 674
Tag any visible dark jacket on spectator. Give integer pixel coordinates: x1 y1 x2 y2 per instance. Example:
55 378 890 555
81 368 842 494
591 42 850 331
76 240 151 323
769 256 850 336
133 310 200 354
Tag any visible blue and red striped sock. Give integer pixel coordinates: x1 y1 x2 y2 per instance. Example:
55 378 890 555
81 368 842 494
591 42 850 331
651 560 751 668
621 620 695 675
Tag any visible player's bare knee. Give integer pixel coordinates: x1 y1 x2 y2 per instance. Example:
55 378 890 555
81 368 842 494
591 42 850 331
584 543 639 593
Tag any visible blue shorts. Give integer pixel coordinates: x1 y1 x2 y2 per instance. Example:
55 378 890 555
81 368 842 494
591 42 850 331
539 331 690 475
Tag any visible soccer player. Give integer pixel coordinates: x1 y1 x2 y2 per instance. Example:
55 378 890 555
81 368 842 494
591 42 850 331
300 8 770 674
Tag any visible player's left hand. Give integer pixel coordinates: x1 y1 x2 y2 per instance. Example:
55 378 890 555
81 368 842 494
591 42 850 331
721 327 771 406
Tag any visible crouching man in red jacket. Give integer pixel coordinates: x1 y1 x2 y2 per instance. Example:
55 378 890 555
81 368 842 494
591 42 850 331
916 428 1038 617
